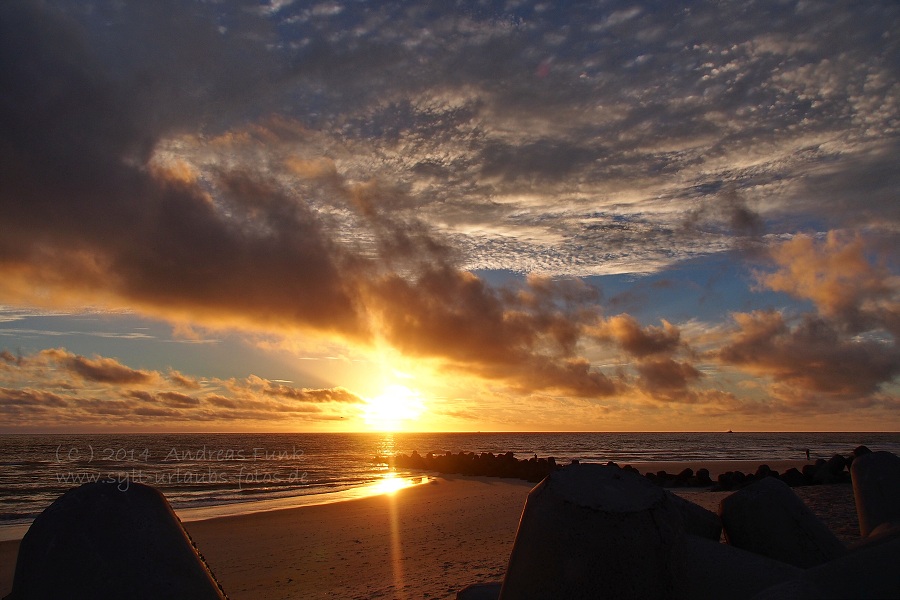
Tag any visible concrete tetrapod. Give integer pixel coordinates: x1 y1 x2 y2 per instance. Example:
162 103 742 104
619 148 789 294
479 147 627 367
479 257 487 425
750 536 900 600
499 463 687 600
6 481 227 600
850 451 900 537
719 476 845 568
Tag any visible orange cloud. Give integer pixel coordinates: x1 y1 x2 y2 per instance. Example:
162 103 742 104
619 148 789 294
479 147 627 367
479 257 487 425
718 233 899 403
38 349 158 385
590 314 682 357
759 232 897 332
635 358 702 392
718 310 898 397
0 348 366 430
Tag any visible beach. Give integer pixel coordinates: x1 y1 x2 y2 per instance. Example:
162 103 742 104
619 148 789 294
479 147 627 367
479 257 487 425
0 462 863 599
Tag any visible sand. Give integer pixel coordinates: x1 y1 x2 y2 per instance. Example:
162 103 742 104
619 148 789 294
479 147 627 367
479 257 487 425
0 468 863 599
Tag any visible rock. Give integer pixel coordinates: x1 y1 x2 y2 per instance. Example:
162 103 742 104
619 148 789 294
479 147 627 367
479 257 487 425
680 535 801 600
751 536 900 600
457 582 502 599
801 464 817 484
7 481 227 600
719 477 846 568
826 454 847 477
851 445 872 459
668 493 722 541
716 471 735 491
500 464 687 599
780 468 805 488
695 468 713 486
851 451 900 537
675 468 694 486
812 459 837 484
754 464 773 479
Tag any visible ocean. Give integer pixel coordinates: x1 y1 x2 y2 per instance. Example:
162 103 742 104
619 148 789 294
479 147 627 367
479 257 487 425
2 431 898 535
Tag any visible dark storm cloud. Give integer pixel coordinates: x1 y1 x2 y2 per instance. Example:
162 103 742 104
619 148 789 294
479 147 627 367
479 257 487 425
0 1 366 337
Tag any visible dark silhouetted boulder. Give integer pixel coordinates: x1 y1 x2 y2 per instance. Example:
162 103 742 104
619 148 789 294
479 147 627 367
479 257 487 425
500 464 687 599
675 468 693 482
719 477 846 568
715 471 735 491
754 464 774 480
7 481 226 600
780 468 805 488
695 468 713 486
851 451 900 537
852 445 872 459
812 458 839 484
826 454 847 477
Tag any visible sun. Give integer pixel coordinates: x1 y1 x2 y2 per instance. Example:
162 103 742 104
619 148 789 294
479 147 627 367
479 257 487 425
363 384 425 431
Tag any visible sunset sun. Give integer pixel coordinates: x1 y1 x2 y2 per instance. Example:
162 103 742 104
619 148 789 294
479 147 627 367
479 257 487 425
363 384 425 432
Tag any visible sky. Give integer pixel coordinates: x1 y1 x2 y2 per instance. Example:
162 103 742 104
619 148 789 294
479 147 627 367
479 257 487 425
0 0 898 433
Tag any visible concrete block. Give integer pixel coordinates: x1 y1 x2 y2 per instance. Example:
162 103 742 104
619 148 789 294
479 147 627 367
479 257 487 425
499 464 687 599
457 582 502 599
7 481 227 600
668 493 722 541
679 534 801 600
719 476 845 568
851 451 900 537
751 536 900 599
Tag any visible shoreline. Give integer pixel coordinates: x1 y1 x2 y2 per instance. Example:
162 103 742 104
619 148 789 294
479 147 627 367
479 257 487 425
0 459 819 543
0 473 434 542
1 465 864 599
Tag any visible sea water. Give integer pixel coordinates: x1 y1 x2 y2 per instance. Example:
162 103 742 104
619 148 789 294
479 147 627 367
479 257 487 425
2 431 898 532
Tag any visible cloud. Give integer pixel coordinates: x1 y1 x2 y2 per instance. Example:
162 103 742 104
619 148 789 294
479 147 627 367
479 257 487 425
590 314 682 358
34 349 158 385
168 370 202 390
758 232 899 333
0 347 367 428
243 374 362 403
368 268 618 396
0 387 69 408
718 233 900 401
0 0 898 425
158 391 200 407
635 358 702 393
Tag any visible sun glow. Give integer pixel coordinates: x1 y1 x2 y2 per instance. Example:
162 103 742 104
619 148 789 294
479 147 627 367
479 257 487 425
363 384 425 431
370 472 416 495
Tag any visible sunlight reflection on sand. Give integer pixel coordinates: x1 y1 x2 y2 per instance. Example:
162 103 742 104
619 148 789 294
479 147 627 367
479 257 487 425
174 473 430 523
